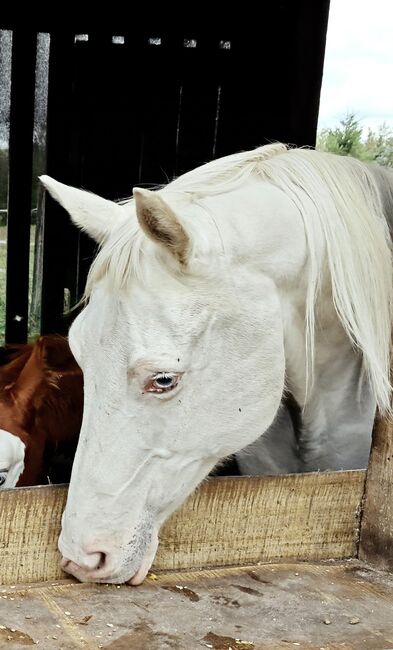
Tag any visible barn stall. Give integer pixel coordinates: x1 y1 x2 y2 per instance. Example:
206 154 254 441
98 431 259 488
1 9 393 649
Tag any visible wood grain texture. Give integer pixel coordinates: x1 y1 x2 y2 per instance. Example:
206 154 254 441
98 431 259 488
0 471 365 585
0 485 67 584
359 413 393 569
1 561 393 649
157 472 365 570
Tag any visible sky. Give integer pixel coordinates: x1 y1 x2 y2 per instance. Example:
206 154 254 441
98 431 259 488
318 0 393 134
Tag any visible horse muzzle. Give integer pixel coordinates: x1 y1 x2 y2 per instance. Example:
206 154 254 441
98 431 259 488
59 528 159 585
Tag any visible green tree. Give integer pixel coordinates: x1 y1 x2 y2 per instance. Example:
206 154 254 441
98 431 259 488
317 113 393 167
363 123 393 167
317 112 364 158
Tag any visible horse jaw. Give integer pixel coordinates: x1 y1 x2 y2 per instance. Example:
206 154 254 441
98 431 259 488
39 175 125 244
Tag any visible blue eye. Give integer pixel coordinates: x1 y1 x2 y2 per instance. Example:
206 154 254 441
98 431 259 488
154 374 176 388
145 372 180 393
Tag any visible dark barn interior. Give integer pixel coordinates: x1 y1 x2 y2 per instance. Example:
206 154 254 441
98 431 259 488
1 5 330 343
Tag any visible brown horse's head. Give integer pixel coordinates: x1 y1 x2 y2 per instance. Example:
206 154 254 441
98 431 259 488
0 336 83 488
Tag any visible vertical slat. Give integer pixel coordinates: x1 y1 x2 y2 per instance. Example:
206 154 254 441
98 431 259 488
71 32 144 298
215 2 330 156
6 30 37 343
214 28 288 157
74 32 142 198
67 30 185 302
176 35 222 173
359 413 393 570
137 34 181 184
41 30 81 335
286 0 331 146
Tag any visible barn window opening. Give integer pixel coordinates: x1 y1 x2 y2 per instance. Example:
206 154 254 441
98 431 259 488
219 40 231 50
74 34 89 44
184 39 197 49
112 36 125 45
148 37 161 46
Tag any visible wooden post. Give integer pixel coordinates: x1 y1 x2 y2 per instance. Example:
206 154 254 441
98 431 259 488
359 413 393 570
6 29 36 343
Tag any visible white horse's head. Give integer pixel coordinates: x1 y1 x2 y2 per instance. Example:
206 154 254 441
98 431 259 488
40 173 288 585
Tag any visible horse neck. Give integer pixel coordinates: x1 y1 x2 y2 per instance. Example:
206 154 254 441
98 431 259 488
202 180 315 393
212 180 375 449
203 179 310 286
281 282 376 470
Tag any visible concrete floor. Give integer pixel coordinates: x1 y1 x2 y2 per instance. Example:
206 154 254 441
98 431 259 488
1 561 393 649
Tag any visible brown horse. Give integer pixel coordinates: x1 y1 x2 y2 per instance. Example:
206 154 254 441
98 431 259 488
0 336 83 488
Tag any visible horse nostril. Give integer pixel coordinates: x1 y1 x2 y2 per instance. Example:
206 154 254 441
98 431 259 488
83 551 106 571
65 550 107 572
96 552 106 571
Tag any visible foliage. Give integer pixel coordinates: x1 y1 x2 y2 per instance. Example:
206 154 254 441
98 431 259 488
317 113 393 167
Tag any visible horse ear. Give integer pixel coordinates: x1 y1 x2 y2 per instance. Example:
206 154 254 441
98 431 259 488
133 188 190 265
39 175 124 244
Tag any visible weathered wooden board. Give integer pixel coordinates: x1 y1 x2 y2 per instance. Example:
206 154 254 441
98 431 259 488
0 472 365 585
359 412 393 570
1 561 393 649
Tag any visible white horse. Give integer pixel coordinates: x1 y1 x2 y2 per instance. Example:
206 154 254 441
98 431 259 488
40 143 393 585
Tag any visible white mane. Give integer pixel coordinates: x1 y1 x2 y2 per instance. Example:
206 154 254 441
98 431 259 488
87 143 393 413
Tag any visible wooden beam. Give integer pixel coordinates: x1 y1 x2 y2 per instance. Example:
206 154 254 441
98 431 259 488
359 413 393 569
0 471 365 585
